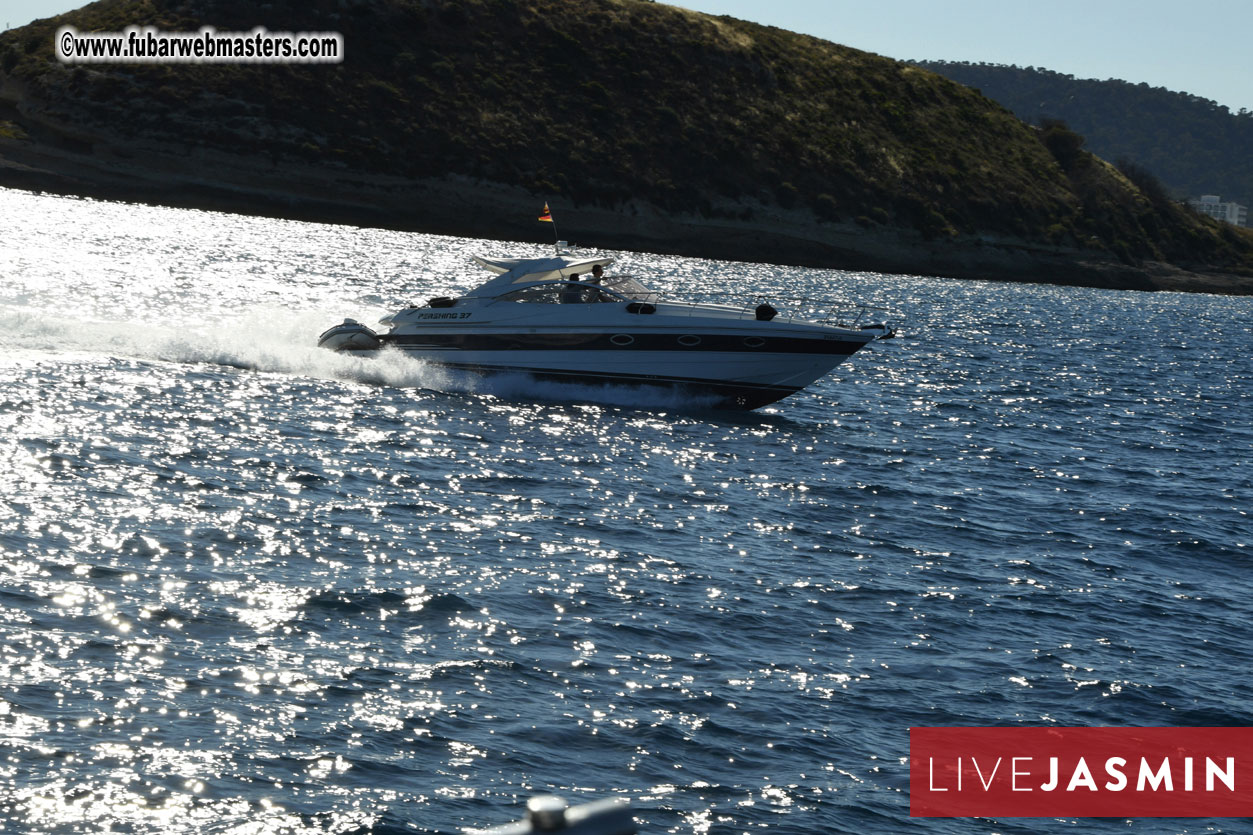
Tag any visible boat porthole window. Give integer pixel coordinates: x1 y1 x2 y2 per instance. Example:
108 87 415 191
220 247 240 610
743 336 766 348
678 335 702 347
610 334 635 346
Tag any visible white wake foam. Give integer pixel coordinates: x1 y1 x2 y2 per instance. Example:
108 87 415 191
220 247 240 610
0 302 444 388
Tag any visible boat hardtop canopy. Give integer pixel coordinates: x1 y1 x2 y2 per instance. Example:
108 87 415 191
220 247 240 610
469 254 615 297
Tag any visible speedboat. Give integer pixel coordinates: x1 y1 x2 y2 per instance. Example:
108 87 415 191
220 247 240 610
318 252 893 409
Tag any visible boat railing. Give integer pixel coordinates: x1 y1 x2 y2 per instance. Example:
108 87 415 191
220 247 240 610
657 290 891 329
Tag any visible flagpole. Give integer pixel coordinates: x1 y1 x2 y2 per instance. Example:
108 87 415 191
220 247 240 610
539 202 560 252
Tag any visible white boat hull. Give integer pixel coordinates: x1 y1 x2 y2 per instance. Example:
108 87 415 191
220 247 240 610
402 351 847 407
378 328 869 408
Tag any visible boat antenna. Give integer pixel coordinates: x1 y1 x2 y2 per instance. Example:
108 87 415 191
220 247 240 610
538 201 563 253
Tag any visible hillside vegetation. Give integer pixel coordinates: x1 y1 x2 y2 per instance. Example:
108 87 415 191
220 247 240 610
918 61 1253 206
2 0 1252 290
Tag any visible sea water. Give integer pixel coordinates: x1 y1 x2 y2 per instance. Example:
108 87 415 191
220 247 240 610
0 186 1250 834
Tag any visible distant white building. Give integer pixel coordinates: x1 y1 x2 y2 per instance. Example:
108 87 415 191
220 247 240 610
1189 194 1248 227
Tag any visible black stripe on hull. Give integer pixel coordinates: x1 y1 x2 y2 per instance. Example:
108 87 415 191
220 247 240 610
381 331 866 356
427 361 805 409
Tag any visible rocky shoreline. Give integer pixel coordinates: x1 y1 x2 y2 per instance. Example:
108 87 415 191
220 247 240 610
3 128 1250 296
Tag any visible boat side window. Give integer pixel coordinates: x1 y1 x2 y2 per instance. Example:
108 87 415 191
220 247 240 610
599 275 660 302
587 287 622 304
565 285 623 304
494 283 628 305
497 284 564 304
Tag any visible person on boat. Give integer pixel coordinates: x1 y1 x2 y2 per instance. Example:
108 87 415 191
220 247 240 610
587 264 605 284
562 273 584 304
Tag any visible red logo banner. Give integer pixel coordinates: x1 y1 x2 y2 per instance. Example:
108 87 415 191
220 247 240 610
910 727 1253 817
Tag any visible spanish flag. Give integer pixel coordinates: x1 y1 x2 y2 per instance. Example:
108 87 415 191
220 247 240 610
538 203 553 222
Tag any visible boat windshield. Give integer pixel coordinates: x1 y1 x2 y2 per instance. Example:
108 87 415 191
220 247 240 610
495 282 623 304
598 275 660 302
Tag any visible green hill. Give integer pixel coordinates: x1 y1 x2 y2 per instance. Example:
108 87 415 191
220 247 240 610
2 0 1252 293
917 61 1253 207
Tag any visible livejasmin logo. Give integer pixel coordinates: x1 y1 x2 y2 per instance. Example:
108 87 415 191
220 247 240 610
910 727 1253 818
927 753 1234 793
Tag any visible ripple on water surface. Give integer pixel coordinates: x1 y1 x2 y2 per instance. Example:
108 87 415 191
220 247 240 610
1 188 1252 833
